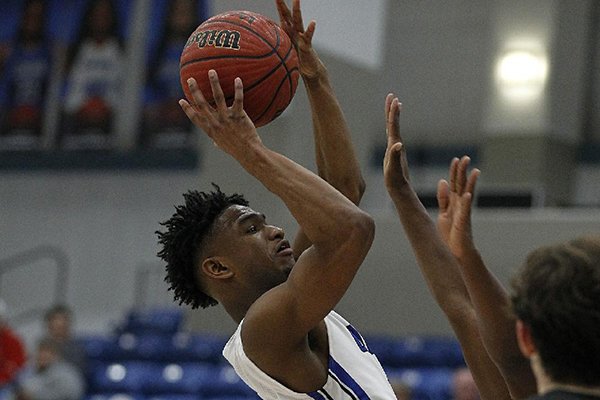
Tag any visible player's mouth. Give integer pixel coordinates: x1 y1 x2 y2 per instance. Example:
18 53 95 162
275 240 294 257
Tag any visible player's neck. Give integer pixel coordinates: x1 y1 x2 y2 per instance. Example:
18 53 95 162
533 354 600 396
221 291 261 324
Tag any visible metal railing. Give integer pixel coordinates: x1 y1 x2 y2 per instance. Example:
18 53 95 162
0 245 70 323
133 262 171 309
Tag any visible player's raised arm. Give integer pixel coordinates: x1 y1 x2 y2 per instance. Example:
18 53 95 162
438 158 537 399
276 0 366 258
382 94 511 400
179 73 374 392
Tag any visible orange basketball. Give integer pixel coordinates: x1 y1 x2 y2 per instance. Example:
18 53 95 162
180 11 300 127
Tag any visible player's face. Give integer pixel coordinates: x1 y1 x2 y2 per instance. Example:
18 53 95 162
213 205 295 289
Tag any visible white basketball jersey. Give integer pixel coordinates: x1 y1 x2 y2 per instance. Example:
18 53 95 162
222 310 397 399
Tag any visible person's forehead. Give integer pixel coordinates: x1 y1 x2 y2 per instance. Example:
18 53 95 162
218 205 262 226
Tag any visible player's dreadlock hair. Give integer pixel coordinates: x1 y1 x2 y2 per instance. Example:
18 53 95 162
156 184 249 309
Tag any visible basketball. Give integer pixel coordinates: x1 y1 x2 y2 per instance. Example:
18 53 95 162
180 11 300 127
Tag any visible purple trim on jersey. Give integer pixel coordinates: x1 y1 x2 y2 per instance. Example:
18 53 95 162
308 391 326 400
329 356 371 400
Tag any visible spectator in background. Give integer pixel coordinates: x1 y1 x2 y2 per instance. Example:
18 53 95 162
0 0 52 149
15 338 84 400
61 0 124 149
0 299 27 400
141 0 199 148
452 367 480 400
43 305 87 376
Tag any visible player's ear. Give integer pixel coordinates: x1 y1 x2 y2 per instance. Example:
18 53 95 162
515 319 536 358
201 257 233 280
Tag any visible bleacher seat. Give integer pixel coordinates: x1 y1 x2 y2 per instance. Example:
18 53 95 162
147 395 199 400
143 363 212 395
120 308 184 335
86 394 144 400
372 335 465 368
88 361 159 394
173 333 228 364
78 335 122 361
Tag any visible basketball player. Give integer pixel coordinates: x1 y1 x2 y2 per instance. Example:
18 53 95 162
157 1 397 398
382 94 513 400
383 96 600 399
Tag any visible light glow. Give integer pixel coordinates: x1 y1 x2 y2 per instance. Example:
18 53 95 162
496 50 548 102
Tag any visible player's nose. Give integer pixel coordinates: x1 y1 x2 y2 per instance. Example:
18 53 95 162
267 225 284 240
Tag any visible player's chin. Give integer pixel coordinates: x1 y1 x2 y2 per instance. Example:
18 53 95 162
279 259 294 278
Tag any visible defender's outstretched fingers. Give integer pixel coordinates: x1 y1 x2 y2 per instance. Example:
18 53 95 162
386 97 401 145
208 70 227 113
385 93 393 119
458 192 474 227
303 20 316 42
276 0 291 20
232 77 244 116
465 168 480 195
437 179 450 213
456 156 471 195
292 0 305 32
448 157 459 193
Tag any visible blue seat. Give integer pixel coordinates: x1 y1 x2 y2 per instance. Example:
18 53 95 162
120 308 184 335
147 395 199 400
89 361 159 394
173 333 228 364
86 394 145 400
387 336 465 368
364 335 398 368
77 335 124 362
143 362 212 395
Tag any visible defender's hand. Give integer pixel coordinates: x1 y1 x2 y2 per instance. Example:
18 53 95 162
436 156 480 260
276 0 324 80
383 93 408 195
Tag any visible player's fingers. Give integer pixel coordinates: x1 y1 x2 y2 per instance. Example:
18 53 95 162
456 156 470 195
208 70 227 113
303 20 316 42
231 77 244 116
458 192 473 228
179 99 213 127
386 97 402 145
187 78 212 112
437 179 450 213
448 157 459 193
465 168 480 195
292 0 305 32
385 93 394 119
275 0 291 23
178 99 195 119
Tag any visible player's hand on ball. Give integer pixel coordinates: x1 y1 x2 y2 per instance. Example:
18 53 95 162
179 70 262 157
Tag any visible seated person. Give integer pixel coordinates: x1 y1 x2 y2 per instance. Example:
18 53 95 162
141 0 200 148
15 338 84 400
43 305 87 375
60 0 124 150
0 299 27 400
0 0 52 150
